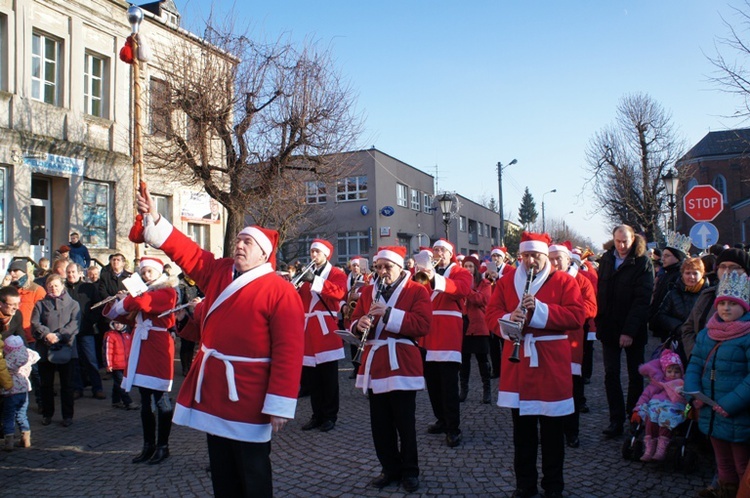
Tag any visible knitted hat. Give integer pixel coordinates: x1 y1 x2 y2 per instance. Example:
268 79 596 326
659 349 683 374
310 239 334 260
375 246 406 267
716 248 750 272
237 225 279 268
7 260 27 273
3 335 23 352
715 271 750 311
519 232 551 255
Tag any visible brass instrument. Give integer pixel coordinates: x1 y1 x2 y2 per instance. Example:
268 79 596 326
509 264 536 363
353 283 385 364
413 255 438 286
290 261 316 289
342 282 365 322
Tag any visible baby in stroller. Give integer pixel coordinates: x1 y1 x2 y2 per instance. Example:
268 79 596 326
632 349 687 462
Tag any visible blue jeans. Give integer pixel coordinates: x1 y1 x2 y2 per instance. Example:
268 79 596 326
2 393 29 435
73 335 103 393
110 370 132 406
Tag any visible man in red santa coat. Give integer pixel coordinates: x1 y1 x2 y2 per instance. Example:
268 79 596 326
485 232 585 498
135 185 304 498
296 239 347 433
488 245 515 379
418 238 471 447
350 245 431 493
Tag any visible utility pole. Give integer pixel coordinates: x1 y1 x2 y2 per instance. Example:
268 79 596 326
497 159 517 246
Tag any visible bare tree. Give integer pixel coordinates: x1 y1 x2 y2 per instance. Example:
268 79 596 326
584 93 685 241
145 17 362 255
709 0 750 119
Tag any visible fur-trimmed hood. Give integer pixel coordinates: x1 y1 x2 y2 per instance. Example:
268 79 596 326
605 233 648 259
638 357 664 383
146 273 179 291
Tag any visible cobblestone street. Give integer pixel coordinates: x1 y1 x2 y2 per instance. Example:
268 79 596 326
0 339 712 497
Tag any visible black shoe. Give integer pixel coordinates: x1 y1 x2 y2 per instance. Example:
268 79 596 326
132 444 156 464
446 432 461 447
370 473 400 489
580 403 590 414
301 418 321 431
427 422 446 434
511 488 539 498
61 418 73 427
566 436 580 448
41 417 51 426
319 420 335 432
602 422 623 438
401 476 419 493
148 445 169 465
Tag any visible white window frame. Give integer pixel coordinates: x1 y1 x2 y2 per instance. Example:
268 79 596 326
337 231 369 265
82 181 110 248
336 175 367 202
396 183 408 207
305 181 327 204
187 222 210 250
423 193 432 214
459 216 466 232
31 32 62 105
410 188 420 211
151 194 172 221
0 167 6 244
84 52 107 118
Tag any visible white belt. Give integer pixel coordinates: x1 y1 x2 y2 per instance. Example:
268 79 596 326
523 333 568 368
361 337 414 394
304 310 337 335
194 344 270 403
432 310 462 318
123 313 168 392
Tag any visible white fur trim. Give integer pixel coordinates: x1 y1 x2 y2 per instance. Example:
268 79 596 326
310 241 331 258
433 273 446 292
143 214 173 248
238 227 273 256
357 375 425 394
129 373 172 392
173 404 273 443
497 391 575 416
519 240 548 255
139 258 163 273
587 332 597 341
303 348 345 366
311 275 324 293
433 240 454 254
385 307 405 333
104 298 127 319
491 248 505 256
527 300 549 329
375 249 404 267
425 350 461 363
548 244 570 256
262 393 297 419
571 363 582 376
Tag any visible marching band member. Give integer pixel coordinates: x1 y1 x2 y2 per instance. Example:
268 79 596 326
488 246 515 379
103 256 177 465
135 185 305 497
459 256 493 404
296 239 347 433
571 248 598 400
350 246 431 493
548 242 597 449
420 239 472 447
485 232 585 498
341 256 370 377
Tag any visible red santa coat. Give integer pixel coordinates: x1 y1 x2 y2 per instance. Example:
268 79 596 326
298 262 347 366
567 268 598 375
577 266 599 339
485 262 585 416
464 279 492 336
144 218 305 443
421 262 472 362
351 275 431 394
104 278 176 392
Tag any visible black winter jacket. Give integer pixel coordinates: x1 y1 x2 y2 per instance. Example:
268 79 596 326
650 279 708 341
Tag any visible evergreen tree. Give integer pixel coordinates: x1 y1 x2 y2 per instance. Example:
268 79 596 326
518 187 538 229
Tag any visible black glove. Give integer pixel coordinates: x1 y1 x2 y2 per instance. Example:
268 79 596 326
299 269 315 283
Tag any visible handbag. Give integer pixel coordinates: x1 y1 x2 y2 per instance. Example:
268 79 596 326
47 343 73 364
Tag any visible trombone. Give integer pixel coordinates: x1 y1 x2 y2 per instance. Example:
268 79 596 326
290 261 316 289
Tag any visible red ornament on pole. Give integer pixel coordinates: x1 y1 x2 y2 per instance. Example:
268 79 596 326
683 185 724 222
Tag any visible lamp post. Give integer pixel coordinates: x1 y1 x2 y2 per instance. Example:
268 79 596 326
126 5 144 258
497 159 517 246
541 189 557 233
662 169 679 232
563 211 574 239
438 193 454 240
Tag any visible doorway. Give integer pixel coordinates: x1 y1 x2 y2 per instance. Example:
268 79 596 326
30 176 51 262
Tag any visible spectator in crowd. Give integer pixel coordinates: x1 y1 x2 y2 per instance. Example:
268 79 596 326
103 321 137 410
68 233 91 269
1 335 40 450
34 257 50 279
97 253 131 300
649 244 685 328
56 246 71 262
86 266 100 284
0 286 24 342
596 225 654 438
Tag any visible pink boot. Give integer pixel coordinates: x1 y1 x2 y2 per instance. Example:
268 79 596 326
640 435 656 462
652 436 670 461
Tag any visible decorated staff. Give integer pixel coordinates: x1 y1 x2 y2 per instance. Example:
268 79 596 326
486 232 585 498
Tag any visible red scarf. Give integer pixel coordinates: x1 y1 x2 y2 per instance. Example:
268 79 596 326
707 314 750 342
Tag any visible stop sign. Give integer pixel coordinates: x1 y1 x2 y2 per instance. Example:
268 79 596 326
683 185 724 222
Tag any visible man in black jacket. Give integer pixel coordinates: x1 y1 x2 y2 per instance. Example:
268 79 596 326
0 286 25 342
596 225 654 438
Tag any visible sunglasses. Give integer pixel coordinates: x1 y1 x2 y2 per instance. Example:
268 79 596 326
374 264 396 271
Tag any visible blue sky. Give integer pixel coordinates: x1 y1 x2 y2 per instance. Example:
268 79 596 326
176 1 746 247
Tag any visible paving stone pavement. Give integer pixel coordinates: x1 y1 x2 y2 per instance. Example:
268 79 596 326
0 338 713 497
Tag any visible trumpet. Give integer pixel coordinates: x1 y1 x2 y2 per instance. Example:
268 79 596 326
353 283 385 364
290 261 316 289
509 264 536 363
413 259 438 286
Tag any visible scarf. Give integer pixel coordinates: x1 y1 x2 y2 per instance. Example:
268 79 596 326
707 313 750 342
685 278 705 294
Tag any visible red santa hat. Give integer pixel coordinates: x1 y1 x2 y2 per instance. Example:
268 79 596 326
456 254 465 261
548 240 572 257
375 246 406 267
349 255 365 267
570 247 582 264
491 246 507 257
518 231 551 255
237 225 279 269
418 246 433 257
310 239 333 260
433 239 454 254
139 256 164 273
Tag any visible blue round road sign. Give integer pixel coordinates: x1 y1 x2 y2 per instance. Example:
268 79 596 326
689 222 720 250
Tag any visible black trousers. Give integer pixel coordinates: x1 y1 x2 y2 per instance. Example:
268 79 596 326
511 409 565 494
305 360 339 423
369 390 419 478
424 361 461 434
562 375 584 439
602 341 644 424
39 360 74 419
582 338 594 381
138 387 173 446
207 434 272 498
489 334 503 378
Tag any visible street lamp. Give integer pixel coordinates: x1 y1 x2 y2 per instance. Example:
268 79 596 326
497 158 517 246
541 189 557 233
438 193 454 239
662 169 679 232
126 5 145 259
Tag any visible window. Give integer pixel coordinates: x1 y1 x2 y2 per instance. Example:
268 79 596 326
152 194 172 221
468 219 478 244
150 77 170 136
82 181 110 248
486 223 491 237
31 32 62 105
306 181 326 204
410 188 420 211
477 222 483 236
713 174 728 202
187 223 210 250
459 216 466 232
423 194 432 214
0 15 7 91
396 183 408 207
337 231 369 264
336 176 367 202
0 167 6 243
84 52 107 118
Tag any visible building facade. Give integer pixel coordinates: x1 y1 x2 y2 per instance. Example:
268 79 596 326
0 0 225 271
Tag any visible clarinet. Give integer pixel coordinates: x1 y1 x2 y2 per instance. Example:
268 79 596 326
352 282 386 364
509 264 536 363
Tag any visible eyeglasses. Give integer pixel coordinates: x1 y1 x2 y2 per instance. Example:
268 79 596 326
374 264 396 271
0 301 19 308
